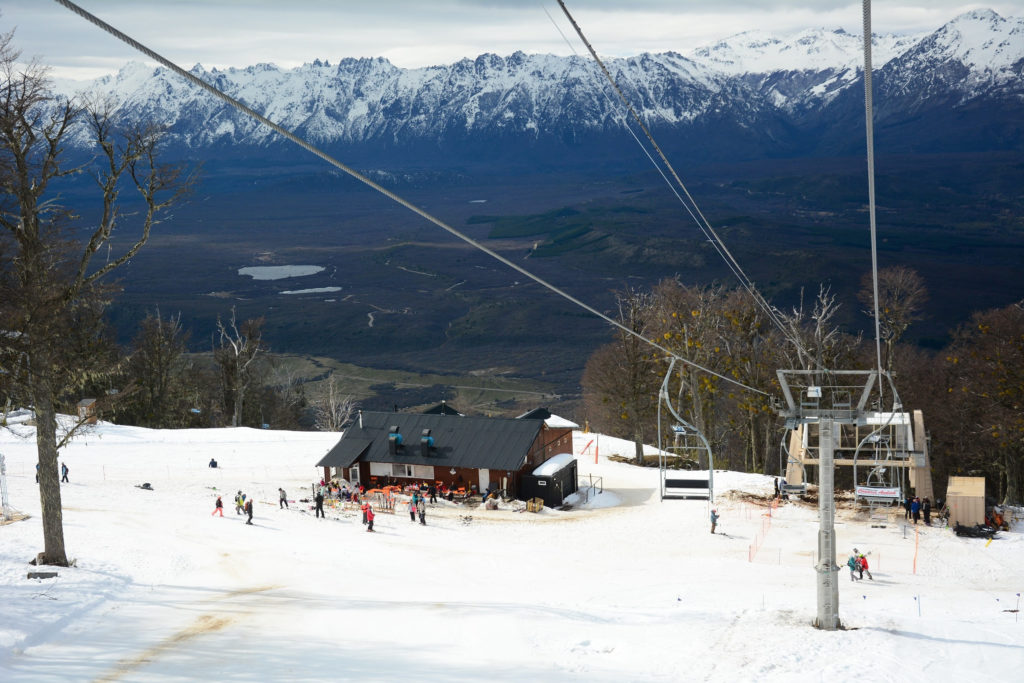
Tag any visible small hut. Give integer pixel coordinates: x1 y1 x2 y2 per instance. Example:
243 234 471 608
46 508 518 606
77 398 98 425
946 476 985 528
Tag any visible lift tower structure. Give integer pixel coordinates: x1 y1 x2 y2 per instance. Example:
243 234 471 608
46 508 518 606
775 369 888 630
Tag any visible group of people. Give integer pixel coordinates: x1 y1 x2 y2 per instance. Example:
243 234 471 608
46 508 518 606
904 496 932 525
846 548 873 581
211 490 253 524
409 491 427 525
36 462 70 484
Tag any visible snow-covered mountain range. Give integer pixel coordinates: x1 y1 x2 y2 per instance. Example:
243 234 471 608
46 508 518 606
57 9 1024 162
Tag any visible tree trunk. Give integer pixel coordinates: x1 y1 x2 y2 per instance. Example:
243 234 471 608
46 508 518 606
34 386 69 566
233 384 244 427
1002 450 1022 506
634 433 644 465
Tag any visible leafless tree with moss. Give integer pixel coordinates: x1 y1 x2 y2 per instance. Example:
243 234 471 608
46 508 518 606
0 33 192 565
214 308 265 427
313 375 357 432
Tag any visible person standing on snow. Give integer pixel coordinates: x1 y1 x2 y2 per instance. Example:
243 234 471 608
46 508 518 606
279 488 289 509
409 497 417 523
710 508 719 534
61 462 69 483
856 551 873 580
847 554 860 581
234 491 244 515
314 489 325 518
365 503 375 532
245 498 254 525
212 495 224 517
922 498 932 526
911 497 921 524
418 501 426 526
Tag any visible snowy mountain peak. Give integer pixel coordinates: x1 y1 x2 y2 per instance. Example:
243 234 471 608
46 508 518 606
687 26 925 75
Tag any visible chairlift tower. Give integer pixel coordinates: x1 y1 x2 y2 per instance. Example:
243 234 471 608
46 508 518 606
776 369 882 630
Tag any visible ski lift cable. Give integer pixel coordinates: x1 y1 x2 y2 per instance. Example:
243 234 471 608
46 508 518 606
51 0 769 398
541 4 772 321
552 0 812 361
539 5 760 300
862 0 887 405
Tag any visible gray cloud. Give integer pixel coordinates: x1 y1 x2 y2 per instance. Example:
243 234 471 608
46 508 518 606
3 1 1022 80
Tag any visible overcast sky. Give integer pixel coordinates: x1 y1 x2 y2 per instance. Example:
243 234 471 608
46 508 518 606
4 1 1023 80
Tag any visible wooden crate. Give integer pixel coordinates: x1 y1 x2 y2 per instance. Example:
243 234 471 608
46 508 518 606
526 497 545 513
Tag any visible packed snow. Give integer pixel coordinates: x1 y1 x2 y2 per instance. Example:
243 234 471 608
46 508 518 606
1 420 1022 680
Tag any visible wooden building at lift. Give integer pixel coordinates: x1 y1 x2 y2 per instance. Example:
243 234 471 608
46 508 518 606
316 406 578 499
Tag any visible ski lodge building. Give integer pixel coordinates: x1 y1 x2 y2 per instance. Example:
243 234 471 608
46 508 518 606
316 405 578 499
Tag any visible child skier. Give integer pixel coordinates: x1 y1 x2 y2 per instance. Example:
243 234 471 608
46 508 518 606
212 495 224 517
245 498 254 525
710 509 719 534
365 504 375 532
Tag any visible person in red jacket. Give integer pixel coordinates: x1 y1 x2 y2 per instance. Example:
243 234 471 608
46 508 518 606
856 551 873 580
365 503 375 532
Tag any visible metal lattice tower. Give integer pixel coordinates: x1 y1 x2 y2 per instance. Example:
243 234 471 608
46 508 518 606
776 369 887 630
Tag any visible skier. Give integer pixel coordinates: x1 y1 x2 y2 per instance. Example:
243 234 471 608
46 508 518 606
710 508 719 534
61 462 69 483
409 499 417 523
245 498 254 525
418 501 426 526
314 489 325 518
847 554 860 581
361 500 368 525
922 497 932 526
235 491 244 515
279 487 289 509
856 552 873 580
911 497 921 524
212 495 224 517
428 483 437 504
365 503 375 532
773 477 780 498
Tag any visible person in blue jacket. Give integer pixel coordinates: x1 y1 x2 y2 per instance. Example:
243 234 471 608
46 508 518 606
710 509 719 534
911 497 921 524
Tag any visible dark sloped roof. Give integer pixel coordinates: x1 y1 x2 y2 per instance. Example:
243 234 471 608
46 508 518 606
421 402 463 415
317 437 372 468
516 407 551 421
316 411 543 471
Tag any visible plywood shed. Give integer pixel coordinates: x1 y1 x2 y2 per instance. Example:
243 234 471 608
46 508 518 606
946 476 985 528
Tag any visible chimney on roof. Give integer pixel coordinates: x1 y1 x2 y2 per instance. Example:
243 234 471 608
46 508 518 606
388 424 403 455
358 410 363 429
420 428 434 457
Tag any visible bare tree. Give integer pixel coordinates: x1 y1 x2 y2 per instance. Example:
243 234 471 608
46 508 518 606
213 308 264 427
0 33 192 565
778 285 859 377
582 288 660 464
313 375 357 432
858 266 928 374
125 309 190 427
